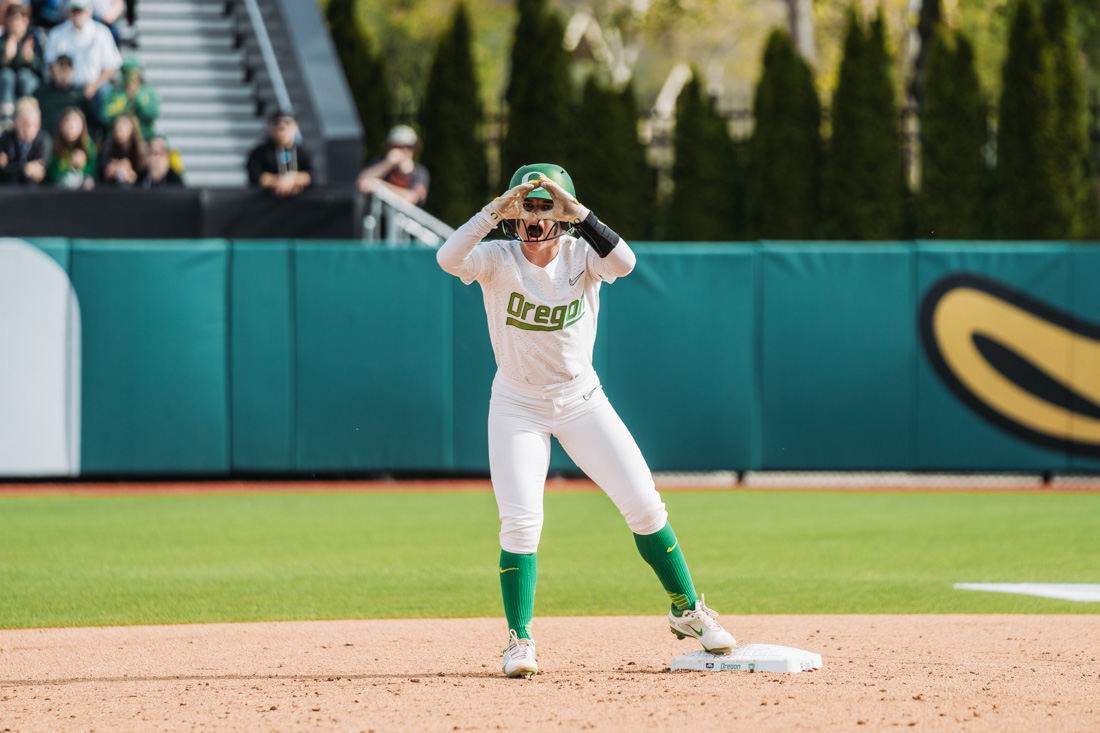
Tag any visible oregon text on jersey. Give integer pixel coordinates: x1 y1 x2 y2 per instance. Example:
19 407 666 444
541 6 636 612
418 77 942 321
505 292 585 332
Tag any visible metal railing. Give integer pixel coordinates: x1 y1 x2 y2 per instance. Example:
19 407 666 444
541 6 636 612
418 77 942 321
241 0 294 114
363 184 455 247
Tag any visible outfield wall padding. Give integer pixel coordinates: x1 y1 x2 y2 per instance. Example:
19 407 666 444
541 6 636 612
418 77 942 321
70 240 231 475
760 244 916 470
230 241 296 472
8 239 1100 477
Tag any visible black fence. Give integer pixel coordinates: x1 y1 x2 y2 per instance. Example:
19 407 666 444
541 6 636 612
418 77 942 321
0 186 364 239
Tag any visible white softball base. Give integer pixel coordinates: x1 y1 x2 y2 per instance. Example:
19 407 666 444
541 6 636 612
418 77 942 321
671 644 823 673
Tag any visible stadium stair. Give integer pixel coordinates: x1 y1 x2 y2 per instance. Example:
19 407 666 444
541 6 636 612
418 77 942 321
135 0 266 187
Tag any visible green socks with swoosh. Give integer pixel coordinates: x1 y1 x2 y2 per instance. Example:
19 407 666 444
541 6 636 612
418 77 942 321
499 550 537 639
633 522 699 616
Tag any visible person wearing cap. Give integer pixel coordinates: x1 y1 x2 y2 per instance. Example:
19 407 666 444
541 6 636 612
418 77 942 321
246 109 312 197
44 0 121 118
35 53 88 135
101 56 156 138
357 124 430 206
0 3 46 127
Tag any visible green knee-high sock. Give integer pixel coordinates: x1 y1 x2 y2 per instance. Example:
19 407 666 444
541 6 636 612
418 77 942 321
499 550 537 639
633 522 699 615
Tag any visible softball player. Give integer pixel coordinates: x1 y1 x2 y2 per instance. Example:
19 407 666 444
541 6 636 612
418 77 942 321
436 164 734 678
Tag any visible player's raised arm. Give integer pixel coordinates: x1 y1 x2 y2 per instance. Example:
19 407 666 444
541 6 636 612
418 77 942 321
436 181 538 279
539 176 636 277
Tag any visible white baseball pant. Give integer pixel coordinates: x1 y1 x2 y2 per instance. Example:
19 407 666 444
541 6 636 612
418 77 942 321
488 369 668 554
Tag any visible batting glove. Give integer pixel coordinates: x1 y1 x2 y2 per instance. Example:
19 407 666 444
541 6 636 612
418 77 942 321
482 181 539 223
539 176 591 224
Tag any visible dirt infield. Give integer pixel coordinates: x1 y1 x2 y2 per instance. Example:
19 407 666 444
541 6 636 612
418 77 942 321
2 615 1097 732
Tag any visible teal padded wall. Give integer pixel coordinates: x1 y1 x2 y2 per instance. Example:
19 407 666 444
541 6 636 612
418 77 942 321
69 240 230 474
293 244 453 471
760 244 915 469
914 243 1072 471
17 238 1100 477
451 280 497 472
230 241 296 472
600 244 756 470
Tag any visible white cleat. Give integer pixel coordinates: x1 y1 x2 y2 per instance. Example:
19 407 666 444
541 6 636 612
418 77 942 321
668 594 736 654
502 629 538 678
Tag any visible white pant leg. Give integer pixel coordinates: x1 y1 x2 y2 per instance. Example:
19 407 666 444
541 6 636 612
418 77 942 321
555 391 668 536
488 389 552 554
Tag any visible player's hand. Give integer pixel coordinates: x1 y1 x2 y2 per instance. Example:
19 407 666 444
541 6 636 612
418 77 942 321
482 181 539 223
538 176 590 224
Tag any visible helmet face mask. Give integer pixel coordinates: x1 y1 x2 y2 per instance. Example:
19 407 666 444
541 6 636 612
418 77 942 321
503 218 569 242
501 163 577 242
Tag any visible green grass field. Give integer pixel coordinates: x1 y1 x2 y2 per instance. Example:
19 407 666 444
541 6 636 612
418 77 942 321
0 490 1097 629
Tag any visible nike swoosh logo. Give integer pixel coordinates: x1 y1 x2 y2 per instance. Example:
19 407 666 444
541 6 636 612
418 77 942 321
666 540 678 553
582 387 597 401
569 271 584 286
499 567 518 574
688 624 705 637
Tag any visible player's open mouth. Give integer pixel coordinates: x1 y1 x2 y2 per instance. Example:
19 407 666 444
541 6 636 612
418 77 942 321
527 224 542 239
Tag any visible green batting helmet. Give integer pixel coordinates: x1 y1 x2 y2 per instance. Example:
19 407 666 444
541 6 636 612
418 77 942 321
509 163 576 201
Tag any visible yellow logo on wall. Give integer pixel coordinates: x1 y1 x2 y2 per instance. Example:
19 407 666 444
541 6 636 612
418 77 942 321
919 274 1100 457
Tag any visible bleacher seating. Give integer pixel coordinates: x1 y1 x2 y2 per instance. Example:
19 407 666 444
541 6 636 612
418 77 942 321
136 0 264 187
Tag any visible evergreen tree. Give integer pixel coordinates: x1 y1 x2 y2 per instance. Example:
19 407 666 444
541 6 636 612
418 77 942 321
418 3 489 226
919 28 990 238
909 0 943 109
662 70 744 241
568 76 656 240
823 8 907 240
996 0 1064 239
614 81 658 240
747 29 823 240
1042 0 1096 238
326 0 392 159
500 0 574 184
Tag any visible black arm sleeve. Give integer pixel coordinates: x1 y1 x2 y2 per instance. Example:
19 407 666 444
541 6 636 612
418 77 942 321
573 210 620 258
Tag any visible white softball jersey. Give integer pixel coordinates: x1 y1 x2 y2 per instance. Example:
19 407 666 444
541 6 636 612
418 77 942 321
436 210 635 386
438 210 665 553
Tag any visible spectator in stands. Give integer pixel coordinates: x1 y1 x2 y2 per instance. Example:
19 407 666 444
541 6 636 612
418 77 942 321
247 110 312 197
138 134 181 188
35 54 86 135
0 96 48 183
44 0 120 121
0 0 23 29
1 3 46 128
101 56 154 138
29 0 68 30
122 0 134 35
357 124 430 206
96 109 140 184
45 104 94 187
88 0 121 45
